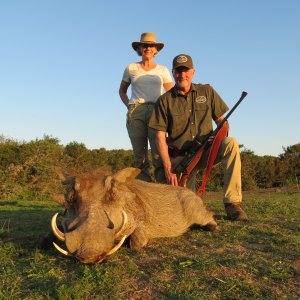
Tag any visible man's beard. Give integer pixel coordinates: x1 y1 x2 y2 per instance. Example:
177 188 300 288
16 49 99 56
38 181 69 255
176 80 189 90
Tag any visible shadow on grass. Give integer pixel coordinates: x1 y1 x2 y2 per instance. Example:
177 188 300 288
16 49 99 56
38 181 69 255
0 205 81 299
0 201 18 206
0 208 64 249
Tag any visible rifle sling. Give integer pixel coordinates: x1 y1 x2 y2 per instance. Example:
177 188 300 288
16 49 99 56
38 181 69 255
197 122 229 197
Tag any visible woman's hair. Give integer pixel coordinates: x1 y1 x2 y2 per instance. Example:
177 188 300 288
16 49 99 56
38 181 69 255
136 45 158 57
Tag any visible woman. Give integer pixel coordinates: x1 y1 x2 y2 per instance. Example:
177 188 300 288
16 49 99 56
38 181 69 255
119 32 174 182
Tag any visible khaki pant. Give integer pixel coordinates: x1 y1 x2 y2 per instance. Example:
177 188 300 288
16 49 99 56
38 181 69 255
126 103 160 182
155 137 242 204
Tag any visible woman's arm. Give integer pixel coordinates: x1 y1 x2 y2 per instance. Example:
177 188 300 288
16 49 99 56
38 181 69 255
163 82 174 92
119 80 131 108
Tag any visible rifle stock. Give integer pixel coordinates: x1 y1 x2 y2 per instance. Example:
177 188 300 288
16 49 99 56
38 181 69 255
174 91 248 184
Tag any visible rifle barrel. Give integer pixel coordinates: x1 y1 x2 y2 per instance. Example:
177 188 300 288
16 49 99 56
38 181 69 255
174 91 248 175
221 91 248 125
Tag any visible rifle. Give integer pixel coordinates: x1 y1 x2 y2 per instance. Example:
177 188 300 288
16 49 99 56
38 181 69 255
174 91 248 192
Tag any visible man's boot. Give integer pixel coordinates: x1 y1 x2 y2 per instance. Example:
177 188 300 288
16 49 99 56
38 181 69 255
224 203 248 221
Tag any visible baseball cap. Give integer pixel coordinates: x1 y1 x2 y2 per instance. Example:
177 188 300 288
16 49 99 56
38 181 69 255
172 54 194 70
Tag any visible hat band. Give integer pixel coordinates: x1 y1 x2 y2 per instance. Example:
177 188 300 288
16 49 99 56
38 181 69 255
140 41 157 43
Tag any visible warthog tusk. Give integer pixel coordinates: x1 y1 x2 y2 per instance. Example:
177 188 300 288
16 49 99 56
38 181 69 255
53 242 71 256
115 210 128 239
51 213 66 241
107 235 127 257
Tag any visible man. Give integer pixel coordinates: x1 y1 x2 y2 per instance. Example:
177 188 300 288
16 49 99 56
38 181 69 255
149 54 248 221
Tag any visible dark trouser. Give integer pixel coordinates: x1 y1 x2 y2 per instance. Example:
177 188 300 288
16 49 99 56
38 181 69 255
127 103 161 182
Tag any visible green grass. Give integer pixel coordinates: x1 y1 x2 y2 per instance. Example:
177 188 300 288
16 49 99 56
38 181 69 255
1 189 299 299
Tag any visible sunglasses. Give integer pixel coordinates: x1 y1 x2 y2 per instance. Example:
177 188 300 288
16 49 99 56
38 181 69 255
141 44 157 48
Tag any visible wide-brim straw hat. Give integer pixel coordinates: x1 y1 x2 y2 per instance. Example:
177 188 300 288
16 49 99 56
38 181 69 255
132 32 164 51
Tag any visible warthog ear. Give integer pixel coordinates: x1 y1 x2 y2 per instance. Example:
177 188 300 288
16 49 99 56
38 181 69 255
104 171 137 203
112 168 141 183
55 167 68 181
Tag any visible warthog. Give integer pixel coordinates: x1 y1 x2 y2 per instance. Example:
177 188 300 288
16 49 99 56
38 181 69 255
51 167 218 264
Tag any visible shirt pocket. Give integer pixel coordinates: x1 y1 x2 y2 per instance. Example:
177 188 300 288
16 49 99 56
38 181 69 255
194 103 212 134
194 102 208 112
170 109 187 135
195 103 209 120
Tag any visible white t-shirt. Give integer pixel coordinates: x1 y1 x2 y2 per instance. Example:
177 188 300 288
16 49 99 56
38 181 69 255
122 62 173 104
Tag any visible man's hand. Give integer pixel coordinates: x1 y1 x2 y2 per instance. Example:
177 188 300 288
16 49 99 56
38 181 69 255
209 117 229 144
164 168 178 186
156 130 179 186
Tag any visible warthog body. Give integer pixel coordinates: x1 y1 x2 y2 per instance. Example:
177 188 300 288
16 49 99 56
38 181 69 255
52 168 218 264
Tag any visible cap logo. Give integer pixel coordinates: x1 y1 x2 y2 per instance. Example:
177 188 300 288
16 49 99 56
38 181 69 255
196 96 207 104
176 55 188 63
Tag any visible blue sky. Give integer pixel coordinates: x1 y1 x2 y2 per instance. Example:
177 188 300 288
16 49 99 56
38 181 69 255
0 0 299 157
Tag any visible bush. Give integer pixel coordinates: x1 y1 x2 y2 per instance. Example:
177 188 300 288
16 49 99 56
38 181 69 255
0 133 298 200
0 136 67 200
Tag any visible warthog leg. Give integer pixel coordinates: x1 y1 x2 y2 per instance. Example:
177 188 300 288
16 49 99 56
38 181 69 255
129 228 149 249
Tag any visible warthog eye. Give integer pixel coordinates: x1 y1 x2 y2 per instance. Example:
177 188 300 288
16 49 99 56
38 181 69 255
64 188 78 210
68 189 75 203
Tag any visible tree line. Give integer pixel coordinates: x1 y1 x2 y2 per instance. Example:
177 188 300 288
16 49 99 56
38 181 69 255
0 135 299 201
